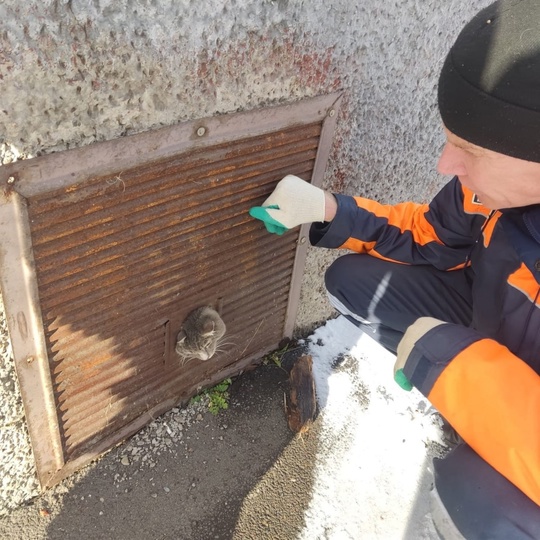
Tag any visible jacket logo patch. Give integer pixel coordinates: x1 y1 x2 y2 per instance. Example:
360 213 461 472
472 194 483 205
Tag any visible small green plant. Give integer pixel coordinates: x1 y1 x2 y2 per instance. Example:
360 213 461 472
207 378 232 415
191 378 232 415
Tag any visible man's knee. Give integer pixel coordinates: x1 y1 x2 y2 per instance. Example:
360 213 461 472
323 254 393 333
325 254 354 297
324 253 373 299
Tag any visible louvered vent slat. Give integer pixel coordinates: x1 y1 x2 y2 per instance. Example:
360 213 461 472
43 234 297 337
46 252 296 367
46 250 296 345
41 224 285 319
29 127 320 236
29 124 322 221
39 218 291 305
0 93 341 487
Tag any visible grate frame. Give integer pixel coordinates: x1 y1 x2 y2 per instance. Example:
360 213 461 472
0 93 341 488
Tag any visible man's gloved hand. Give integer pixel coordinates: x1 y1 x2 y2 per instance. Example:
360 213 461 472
248 174 326 235
394 317 447 391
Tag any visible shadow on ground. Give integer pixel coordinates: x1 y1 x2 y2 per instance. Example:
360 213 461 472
0 353 320 540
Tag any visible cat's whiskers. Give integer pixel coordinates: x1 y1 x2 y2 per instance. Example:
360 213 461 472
215 332 241 349
214 340 238 352
213 335 241 355
178 355 197 367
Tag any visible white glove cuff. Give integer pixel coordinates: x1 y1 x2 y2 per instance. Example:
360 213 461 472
395 317 446 374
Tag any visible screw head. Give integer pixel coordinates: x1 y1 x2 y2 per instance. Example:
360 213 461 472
196 127 206 137
328 109 335 117
26 356 35 363
7 176 15 185
300 236 307 244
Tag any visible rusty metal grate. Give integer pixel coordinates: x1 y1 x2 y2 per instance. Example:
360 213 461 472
0 93 341 488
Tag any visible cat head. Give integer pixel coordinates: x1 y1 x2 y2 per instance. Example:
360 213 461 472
175 307 226 362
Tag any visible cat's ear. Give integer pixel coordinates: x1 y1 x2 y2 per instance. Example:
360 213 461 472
176 330 187 344
202 320 215 336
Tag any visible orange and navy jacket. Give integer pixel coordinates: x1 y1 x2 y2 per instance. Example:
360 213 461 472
309 176 540 506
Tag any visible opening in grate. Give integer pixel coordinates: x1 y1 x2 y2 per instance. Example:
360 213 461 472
0 93 341 488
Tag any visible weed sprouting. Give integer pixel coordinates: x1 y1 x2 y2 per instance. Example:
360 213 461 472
190 378 232 415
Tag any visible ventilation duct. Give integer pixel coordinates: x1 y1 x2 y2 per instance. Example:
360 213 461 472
0 93 341 487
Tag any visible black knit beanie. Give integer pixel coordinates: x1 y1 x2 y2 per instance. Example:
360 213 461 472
438 0 540 163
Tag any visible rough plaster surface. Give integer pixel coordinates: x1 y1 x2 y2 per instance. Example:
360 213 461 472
1 0 492 511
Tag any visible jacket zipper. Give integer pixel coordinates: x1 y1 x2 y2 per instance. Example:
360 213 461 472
464 210 496 266
463 208 540 364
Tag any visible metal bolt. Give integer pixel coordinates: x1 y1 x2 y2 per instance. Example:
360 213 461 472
328 109 335 117
196 127 206 137
26 356 35 364
300 237 307 244
7 176 15 185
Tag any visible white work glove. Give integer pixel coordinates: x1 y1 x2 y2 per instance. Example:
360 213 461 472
394 317 446 391
248 174 326 235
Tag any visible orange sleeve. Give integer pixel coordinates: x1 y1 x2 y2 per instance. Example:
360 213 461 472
428 339 540 506
350 197 444 247
309 179 486 270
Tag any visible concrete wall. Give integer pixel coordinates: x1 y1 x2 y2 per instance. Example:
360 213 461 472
0 0 491 511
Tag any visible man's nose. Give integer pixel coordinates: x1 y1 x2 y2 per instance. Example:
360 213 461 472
437 143 467 176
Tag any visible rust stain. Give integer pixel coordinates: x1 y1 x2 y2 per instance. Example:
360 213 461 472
25 121 322 461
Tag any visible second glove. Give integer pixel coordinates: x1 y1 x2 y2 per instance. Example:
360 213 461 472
394 317 447 391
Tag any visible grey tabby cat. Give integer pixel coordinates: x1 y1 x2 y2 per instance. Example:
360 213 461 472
175 306 226 362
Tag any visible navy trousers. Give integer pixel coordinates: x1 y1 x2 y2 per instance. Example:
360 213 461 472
325 253 540 540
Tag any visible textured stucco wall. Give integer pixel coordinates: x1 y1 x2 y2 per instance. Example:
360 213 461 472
0 0 491 510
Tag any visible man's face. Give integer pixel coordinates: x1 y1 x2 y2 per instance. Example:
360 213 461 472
437 128 540 210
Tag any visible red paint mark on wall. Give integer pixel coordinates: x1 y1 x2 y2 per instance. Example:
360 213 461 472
195 32 342 97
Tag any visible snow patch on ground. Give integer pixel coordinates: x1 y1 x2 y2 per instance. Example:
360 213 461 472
300 316 445 539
